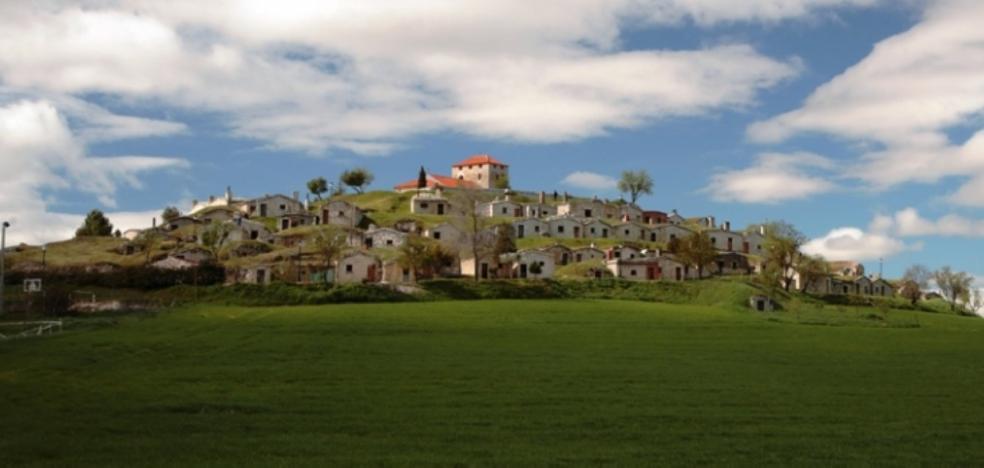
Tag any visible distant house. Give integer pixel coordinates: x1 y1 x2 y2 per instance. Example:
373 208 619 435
226 218 273 243
166 216 200 231
320 200 364 227
557 199 606 219
605 245 643 261
667 210 685 225
606 255 690 282
713 252 751 275
335 251 380 284
642 210 669 225
540 244 574 266
499 249 555 279
411 192 451 215
872 278 895 297
364 227 407 248
705 227 743 252
582 219 611 239
248 194 304 218
572 246 605 263
829 261 865 277
648 224 693 244
523 203 557 218
477 198 523 218
278 212 318 231
425 222 465 246
450 154 509 190
547 216 583 239
460 253 499 280
122 229 143 241
742 228 766 255
614 222 647 242
196 206 239 224
618 204 644 223
513 218 547 239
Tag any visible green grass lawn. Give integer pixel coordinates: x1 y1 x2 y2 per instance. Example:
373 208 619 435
2 300 984 466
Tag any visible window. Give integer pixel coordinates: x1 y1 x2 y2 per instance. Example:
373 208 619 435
501 207 508 215
711 237 717 244
534 226 540 233
433 231 442 240
386 239 394 246
346 264 353 273
585 209 592 217
338 211 344 217
280 204 287 211
630 269 637 276
558 226 565 233
421 202 429 209
478 174 482 180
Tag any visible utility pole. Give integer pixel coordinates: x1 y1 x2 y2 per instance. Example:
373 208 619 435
879 257 884 279
1 221 9 317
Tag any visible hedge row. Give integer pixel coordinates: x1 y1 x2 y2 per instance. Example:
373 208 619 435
2 264 226 290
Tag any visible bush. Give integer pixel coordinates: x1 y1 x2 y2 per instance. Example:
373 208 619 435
3 264 226 290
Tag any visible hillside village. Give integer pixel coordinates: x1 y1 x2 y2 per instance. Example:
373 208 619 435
8 154 895 298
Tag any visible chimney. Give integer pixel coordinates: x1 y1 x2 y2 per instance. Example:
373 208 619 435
293 191 300 201
208 195 215 203
563 192 569 202
192 199 198 207
539 191 545 204
759 225 766 236
152 217 156 228
723 221 731 231
225 186 233 202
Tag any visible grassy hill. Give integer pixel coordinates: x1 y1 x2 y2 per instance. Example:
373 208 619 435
2 299 984 465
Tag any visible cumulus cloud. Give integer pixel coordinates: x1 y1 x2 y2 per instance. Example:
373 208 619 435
704 152 837 203
748 0 984 205
801 227 914 261
870 207 984 237
561 171 619 191
0 1 853 155
0 100 187 245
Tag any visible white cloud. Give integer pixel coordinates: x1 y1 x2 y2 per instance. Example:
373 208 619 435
561 171 618 191
748 0 984 205
802 227 914 261
704 152 837 203
0 1 858 155
0 100 187 245
870 207 984 237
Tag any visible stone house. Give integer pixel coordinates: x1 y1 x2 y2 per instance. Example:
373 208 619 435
513 218 547 239
335 251 381 284
572 246 605 263
248 194 304 218
705 228 743 252
713 252 750 275
667 210 686 225
477 198 523 218
829 261 865 277
872 278 895 297
499 249 555 279
450 154 509 190
524 203 557 218
742 229 766 255
582 219 611 239
425 222 465 247
541 244 574 266
648 224 694 244
605 245 643 260
557 199 607 219
278 212 318 231
225 218 273 243
166 216 200 231
606 255 690 282
460 253 500 280
364 227 407 248
196 206 239 225
619 204 644 223
411 192 451 215
321 200 364 227
642 210 668 225
615 222 647 242
547 216 583 239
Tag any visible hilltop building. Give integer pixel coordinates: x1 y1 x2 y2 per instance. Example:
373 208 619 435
395 154 509 191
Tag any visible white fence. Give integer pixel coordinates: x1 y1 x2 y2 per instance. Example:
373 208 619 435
0 321 63 341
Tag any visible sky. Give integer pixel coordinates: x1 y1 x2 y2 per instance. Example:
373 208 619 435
0 0 981 287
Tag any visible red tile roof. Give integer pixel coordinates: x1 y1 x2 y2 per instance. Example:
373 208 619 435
394 173 480 190
451 154 507 168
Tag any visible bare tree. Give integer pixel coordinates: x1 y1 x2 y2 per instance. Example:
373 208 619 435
934 266 974 313
900 264 932 305
313 227 348 285
449 190 495 281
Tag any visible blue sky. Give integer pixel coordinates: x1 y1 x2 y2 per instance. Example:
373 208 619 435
1 0 982 281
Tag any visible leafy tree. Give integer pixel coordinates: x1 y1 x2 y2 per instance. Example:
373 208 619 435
494 174 510 190
307 177 328 200
450 190 495 281
677 231 716 279
161 206 181 223
133 230 163 265
933 266 974 313
199 222 232 257
398 234 455 281
760 221 806 292
113 229 122 238
340 168 374 194
417 166 427 193
492 223 516 258
76 210 114 237
617 170 653 204
795 254 829 292
666 236 682 254
900 264 932 305
313 227 348 285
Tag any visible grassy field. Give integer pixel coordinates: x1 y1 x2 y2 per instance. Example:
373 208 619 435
2 300 984 466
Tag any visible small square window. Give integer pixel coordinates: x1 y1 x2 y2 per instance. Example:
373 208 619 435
630 269 637 276
346 264 353 273
433 231 442 240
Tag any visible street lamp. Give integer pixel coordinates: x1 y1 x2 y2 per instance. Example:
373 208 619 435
1 221 9 318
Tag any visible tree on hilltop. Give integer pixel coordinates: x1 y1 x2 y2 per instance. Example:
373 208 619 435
340 168 374 194
307 177 328 200
900 264 932 305
76 210 114 237
933 266 974 313
617 170 653 204
161 206 181 223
